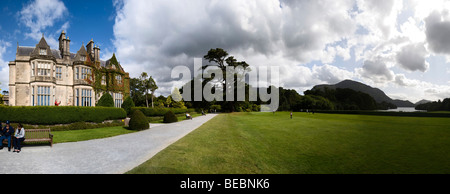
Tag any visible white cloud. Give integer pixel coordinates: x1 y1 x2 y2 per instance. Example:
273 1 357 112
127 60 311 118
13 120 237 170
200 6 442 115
408 0 450 21
354 0 403 40
110 0 450 101
312 64 355 84
0 40 12 91
18 0 68 48
357 58 395 84
399 17 426 43
425 10 450 55
112 0 359 96
381 73 450 102
279 0 357 62
394 74 418 87
396 43 429 72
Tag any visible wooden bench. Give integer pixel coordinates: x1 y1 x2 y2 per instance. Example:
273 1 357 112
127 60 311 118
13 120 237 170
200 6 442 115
2 129 53 147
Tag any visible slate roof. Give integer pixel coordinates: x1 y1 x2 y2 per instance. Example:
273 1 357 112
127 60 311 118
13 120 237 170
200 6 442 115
17 47 34 56
18 46 65 59
16 36 126 72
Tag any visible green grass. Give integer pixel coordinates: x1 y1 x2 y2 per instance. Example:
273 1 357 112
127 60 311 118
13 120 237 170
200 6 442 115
429 111 450 113
52 126 136 144
51 113 203 144
127 112 450 174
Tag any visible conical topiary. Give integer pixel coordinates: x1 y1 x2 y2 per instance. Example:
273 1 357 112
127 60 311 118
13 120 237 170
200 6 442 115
121 96 135 116
96 93 114 107
163 110 178 123
129 110 149 130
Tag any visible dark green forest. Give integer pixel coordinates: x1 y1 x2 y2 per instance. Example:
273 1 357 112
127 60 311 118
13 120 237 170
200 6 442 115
415 98 450 111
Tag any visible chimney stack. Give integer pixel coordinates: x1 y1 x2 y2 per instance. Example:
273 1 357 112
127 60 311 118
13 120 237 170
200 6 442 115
86 39 94 59
58 30 71 59
94 45 100 62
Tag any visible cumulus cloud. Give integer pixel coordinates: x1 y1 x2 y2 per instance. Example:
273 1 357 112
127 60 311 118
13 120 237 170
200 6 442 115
394 74 419 87
354 0 402 39
18 0 68 48
312 64 355 84
279 0 356 62
112 0 360 95
420 83 450 100
357 58 395 83
425 10 450 55
396 43 429 72
0 40 11 90
110 0 450 101
278 63 356 93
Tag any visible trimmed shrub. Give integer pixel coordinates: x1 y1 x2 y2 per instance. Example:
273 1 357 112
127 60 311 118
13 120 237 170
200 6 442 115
129 110 149 131
210 105 221 112
163 110 178 123
0 106 126 125
96 93 114 107
121 96 135 116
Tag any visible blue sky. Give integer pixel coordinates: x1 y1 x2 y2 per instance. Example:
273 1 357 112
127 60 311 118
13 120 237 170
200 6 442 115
1 0 450 103
0 0 116 56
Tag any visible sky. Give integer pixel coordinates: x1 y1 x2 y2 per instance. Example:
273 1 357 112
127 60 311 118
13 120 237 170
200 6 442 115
1 0 450 103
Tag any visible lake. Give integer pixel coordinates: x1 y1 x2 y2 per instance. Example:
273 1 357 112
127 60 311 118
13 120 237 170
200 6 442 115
378 107 426 112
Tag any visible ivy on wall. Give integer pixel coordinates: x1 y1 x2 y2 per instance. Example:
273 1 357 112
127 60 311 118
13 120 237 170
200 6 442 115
84 53 130 97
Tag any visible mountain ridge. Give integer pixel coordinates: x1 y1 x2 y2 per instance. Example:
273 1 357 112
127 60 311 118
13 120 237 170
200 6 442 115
415 99 432 105
311 80 415 107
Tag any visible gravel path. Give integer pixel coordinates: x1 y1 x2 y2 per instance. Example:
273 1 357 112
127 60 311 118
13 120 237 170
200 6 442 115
0 114 217 174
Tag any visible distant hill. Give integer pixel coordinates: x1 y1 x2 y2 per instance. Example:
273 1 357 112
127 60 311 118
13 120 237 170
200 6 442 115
311 80 415 107
415 99 432 105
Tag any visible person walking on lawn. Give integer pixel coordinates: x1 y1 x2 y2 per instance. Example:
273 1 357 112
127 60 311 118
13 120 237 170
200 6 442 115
0 120 14 152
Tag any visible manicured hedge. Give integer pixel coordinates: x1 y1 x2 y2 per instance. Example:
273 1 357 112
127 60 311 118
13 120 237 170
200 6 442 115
131 107 194 117
0 106 127 125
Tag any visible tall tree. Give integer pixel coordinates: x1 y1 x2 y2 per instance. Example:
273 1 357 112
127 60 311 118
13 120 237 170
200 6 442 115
203 48 250 112
130 77 145 107
140 72 150 107
148 76 158 108
170 87 186 108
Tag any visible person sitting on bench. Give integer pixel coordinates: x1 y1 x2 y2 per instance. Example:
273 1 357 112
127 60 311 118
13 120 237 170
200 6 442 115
185 112 193 120
0 120 14 152
13 123 25 153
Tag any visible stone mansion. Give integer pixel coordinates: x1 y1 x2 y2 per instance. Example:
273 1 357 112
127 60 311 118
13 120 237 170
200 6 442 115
8 31 130 107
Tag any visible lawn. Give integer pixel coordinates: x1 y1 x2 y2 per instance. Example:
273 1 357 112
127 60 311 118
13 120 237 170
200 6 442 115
127 112 450 174
52 126 136 144
50 113 202 144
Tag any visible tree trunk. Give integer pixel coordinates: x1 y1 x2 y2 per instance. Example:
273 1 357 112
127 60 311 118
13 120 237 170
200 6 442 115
151 92 154 108
145 91 149 108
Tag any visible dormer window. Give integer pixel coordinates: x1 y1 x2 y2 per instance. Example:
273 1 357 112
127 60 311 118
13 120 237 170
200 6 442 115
81 56 86 61
40 49 47 55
